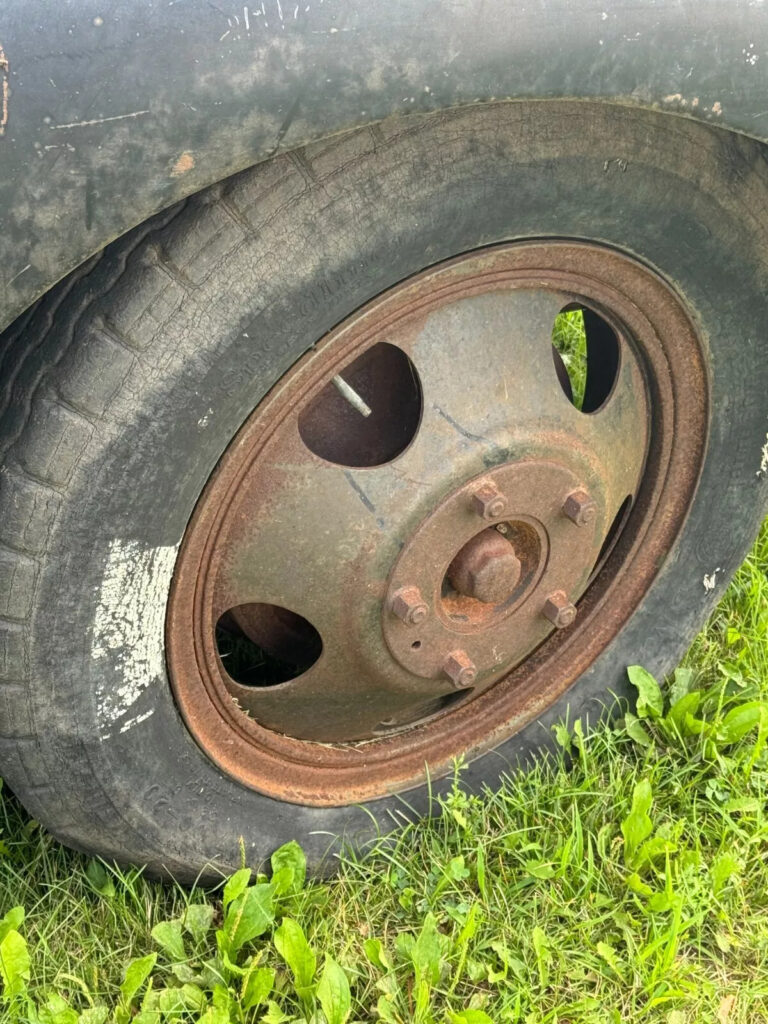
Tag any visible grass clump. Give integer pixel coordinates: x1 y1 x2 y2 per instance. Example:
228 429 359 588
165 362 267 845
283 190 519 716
552 308 588 408
0 523 767 1023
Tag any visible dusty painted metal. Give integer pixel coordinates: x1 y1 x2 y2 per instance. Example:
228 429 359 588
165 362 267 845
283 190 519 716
3 1 768 336
166 240 709 806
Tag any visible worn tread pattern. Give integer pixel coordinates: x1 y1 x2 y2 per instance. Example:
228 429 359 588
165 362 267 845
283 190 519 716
0 200 197 836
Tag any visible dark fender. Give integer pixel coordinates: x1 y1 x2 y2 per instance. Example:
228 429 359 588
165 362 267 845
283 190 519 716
2 0 768 334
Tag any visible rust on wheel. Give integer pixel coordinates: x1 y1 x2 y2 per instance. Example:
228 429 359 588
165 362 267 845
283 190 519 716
166 241 708 806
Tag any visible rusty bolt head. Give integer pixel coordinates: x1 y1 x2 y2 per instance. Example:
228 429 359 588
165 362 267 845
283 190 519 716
471 481 507 521
542 590 577 629
563 489 597 527
390 585 429 625
443 649 477 689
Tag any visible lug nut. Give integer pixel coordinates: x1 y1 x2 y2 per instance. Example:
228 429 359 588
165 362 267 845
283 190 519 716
443 649 477 688
390 585 429 625
471 481 507 521
563 489 597 527
542 590 577 629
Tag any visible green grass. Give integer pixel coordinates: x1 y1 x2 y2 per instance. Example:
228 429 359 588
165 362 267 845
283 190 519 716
552 309 588 409
0 519 766 1023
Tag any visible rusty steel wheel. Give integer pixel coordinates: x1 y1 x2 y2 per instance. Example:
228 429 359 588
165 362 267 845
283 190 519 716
2 101 767 879
168 241 706 805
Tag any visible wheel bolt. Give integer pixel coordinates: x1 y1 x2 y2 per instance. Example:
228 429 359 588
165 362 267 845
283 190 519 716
542 591 577 629
472 481 507 520
390 586 429 625
563 489 597 527
443 649 477 688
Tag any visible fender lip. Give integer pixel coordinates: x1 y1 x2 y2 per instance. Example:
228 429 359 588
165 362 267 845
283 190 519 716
2 0 768 335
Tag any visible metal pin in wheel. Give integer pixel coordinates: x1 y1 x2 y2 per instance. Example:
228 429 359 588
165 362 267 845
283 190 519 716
332 374 372 417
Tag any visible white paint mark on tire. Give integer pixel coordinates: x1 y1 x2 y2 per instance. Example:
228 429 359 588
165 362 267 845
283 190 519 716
757 432 768 477
118 709 155 734
702 567 721 592
92 539 178 738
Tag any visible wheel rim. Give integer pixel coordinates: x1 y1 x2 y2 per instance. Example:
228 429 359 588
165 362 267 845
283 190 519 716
167 240 708 805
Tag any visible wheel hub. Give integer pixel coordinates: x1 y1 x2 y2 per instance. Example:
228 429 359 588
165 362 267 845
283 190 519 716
383 459 605 686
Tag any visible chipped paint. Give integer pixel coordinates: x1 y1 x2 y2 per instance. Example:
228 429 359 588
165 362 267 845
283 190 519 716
92 539 178 738
0 44 8 136
171 150 195 176
703 567 721 592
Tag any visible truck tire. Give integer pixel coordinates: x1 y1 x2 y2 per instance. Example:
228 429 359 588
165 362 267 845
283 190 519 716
0 101 766 880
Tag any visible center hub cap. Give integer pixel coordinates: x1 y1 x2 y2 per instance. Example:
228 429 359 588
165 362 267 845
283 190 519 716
448 529 522 605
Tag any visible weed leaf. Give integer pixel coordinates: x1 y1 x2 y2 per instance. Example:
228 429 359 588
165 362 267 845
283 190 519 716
35 990 78 1023
222 868 251 908
711 853 741 895
666 691 702 732
628 665 663 720
0 907 23 945
363 938 392 972
118 953 157 1012
596 940 624 978
197 1006 231 1024
626 872 653 897
184 904 215 947
376 994 400 1023
151 919 186 962
270 840 306 895
0 928 29 1001
274 917 316 1005
621 778 653 866
624 713 653 748
411 913 442 986
241 965 275 1010
531 927 551 989
85 860 115 899
221 883 275 954
669 666 695 706
79 1007 109 1024
718 702 767 745
317 955 351 1024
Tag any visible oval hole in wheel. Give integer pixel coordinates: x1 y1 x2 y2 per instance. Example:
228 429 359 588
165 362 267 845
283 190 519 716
552 304 620 413
216 604 322 687
298 341 422 466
